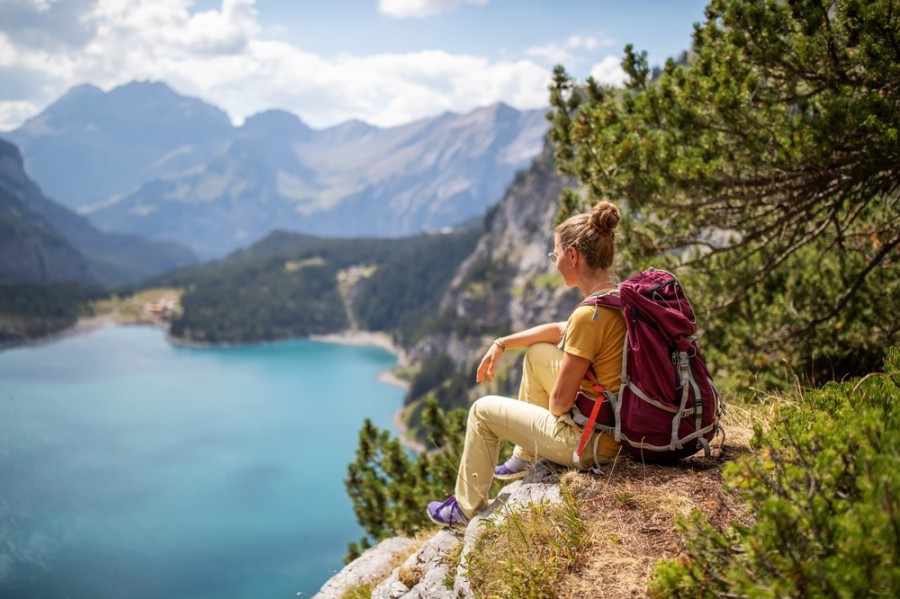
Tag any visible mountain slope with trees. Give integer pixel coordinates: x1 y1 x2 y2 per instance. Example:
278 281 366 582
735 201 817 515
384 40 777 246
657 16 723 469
0 138 197 286
150 229 479 345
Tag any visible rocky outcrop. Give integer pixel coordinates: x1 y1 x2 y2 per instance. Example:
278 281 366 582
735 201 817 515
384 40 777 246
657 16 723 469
313 537 421 599
314 463 565 599
407 140 581 370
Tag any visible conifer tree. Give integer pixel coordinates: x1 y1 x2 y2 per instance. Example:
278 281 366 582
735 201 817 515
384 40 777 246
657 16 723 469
550 0 899 383
344 399 466 560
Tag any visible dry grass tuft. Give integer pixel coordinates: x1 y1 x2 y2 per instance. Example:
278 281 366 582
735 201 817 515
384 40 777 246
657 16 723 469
465 494 591 597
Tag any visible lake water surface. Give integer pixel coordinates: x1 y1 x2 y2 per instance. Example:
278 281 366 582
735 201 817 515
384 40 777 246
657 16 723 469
0 325 404 598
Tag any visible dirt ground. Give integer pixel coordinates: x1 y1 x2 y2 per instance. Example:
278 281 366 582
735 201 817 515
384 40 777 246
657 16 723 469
557 408 758 599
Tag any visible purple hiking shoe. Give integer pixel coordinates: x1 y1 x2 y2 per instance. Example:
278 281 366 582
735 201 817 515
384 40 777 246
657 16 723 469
493 455 535 481
426 496 468 527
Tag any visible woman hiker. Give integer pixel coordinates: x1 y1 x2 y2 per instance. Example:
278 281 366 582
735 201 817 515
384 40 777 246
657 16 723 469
427 200 627 526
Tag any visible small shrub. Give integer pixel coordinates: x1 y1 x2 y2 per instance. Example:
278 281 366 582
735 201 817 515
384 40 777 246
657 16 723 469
650 347 900 597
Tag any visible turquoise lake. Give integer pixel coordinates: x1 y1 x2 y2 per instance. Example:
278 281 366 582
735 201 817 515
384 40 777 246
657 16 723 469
0 325 405 598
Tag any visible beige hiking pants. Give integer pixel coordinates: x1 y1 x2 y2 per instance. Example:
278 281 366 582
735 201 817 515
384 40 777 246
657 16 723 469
455 343 619 518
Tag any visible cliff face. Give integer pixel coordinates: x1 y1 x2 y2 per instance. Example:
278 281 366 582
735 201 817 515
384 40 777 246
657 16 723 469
408 139 581 369
0 140 94 283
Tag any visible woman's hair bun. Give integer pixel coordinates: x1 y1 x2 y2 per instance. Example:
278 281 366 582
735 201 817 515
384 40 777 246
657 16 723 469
589 201 620 233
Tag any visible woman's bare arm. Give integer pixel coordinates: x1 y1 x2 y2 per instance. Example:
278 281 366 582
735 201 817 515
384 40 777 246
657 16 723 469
549 352 591 416
475 322 566 384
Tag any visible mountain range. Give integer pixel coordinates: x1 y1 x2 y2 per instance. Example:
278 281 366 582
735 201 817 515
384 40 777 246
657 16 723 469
3 81 550 258
0 138 196 286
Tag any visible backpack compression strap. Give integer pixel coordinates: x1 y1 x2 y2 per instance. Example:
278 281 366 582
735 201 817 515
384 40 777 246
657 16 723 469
574 369 607 460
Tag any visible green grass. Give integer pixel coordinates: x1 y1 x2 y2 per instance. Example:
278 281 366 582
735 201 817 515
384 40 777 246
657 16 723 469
464 484 590 598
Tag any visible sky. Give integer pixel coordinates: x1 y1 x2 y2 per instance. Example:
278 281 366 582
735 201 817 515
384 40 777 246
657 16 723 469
0 0 710 131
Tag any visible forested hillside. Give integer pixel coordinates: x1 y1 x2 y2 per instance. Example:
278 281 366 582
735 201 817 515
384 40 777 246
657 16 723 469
151 229 479 345
0 283 106 346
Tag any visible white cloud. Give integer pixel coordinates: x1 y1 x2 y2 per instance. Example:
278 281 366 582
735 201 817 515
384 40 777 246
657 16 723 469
565 35 604 51
0 100 40 131
88 0 259 57
206 46 550 128
525 34 616 69
588 55 627 87
378 0 487 19
524 43 574 66
0 0 554 131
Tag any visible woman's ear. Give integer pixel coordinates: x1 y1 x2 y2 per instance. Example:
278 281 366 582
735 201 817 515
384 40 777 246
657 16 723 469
566 245 579 264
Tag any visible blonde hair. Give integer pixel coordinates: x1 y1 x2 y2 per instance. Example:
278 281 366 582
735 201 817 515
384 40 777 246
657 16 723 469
555 201 620 271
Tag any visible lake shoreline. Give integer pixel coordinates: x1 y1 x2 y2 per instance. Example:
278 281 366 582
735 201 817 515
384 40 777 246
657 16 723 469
6 316 408 362
0 314 117 353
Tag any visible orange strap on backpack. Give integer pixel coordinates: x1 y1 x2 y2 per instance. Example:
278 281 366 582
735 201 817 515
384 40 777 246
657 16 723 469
574 369 606 459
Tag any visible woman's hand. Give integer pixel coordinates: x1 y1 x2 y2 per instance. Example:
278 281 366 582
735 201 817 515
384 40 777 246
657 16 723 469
476 342 504 384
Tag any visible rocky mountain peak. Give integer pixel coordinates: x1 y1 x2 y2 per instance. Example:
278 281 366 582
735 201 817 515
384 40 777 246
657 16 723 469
239 109 312 140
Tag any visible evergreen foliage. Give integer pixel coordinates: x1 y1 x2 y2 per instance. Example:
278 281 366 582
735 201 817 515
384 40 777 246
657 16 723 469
406 354 459 405
0 283 106 342
650 347 900 597
549 0 899 384
355 228 479 344
170 258 347 343
401 355 477 446
344 399 467 559
159 229 477 345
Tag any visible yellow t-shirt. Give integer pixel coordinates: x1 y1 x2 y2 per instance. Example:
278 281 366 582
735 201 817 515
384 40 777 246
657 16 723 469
562 297 626 397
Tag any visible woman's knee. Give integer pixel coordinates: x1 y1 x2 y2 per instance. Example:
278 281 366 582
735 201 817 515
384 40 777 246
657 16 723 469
525 341 555 359
524 342 562 370
521 343 561 404
470 395 505 420
465 395 511 444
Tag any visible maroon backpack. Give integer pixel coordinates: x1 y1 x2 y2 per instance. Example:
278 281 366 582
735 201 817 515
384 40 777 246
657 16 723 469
573 268 722 463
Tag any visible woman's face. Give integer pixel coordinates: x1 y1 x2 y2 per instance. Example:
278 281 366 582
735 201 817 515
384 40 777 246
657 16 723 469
553 235 578 287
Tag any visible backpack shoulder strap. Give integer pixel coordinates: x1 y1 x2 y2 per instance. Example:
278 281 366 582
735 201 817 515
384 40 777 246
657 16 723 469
576 290 623 310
